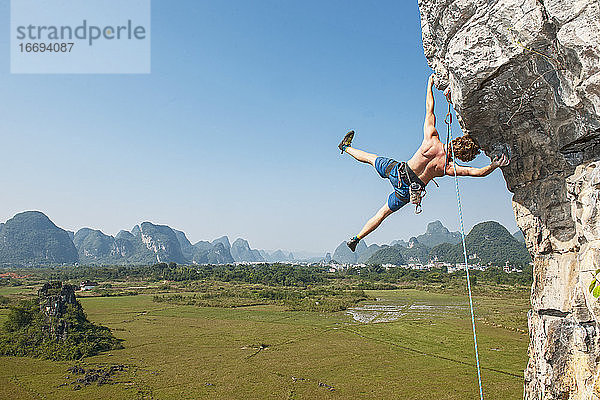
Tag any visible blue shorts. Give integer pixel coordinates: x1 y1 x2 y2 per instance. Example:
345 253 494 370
374 157 410 212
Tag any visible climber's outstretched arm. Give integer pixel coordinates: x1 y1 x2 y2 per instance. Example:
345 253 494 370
424 74 438 139
445 155 510 177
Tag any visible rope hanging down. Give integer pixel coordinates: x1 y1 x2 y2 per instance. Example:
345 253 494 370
445 95 484 400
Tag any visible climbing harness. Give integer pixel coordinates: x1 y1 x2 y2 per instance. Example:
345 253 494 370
403 163 426 214
445 96 485 400
383 161 426 214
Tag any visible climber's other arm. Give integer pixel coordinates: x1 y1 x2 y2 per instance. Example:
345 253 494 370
445 154 510 177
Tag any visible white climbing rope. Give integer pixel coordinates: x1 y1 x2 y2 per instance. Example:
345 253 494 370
446 98 484 400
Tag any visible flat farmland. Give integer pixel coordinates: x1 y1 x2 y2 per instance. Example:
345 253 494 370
0 289 529 399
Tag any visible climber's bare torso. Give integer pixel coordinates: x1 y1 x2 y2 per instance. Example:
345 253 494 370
407 134 447 185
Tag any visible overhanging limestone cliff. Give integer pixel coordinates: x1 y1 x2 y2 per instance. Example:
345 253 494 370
418 1 600 398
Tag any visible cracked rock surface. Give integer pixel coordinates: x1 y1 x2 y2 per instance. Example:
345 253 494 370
418 0 600 398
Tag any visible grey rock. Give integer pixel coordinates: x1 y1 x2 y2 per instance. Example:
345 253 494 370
419 0 600 397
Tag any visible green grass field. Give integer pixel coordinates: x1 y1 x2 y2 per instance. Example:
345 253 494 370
0 288 529 399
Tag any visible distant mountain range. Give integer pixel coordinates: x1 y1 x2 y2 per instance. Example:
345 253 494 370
0 211 530 268
428 221 531 266
0 211 294 267
331 220 531 267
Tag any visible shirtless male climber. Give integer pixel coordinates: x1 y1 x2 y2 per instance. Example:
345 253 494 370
339 74 510 252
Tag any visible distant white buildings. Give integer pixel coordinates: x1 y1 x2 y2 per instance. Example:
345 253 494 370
79 280 98 291
503 261 523 273
322 260 524 274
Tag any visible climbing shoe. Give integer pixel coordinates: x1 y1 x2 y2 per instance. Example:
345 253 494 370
338 130 355 154
346 236 360 252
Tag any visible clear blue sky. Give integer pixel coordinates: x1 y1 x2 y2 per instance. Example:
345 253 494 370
0 0 517 254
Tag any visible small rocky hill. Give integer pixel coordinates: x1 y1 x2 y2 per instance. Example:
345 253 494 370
0 282 121 360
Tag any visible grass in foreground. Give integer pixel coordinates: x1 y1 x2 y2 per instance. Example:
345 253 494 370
0 287 528 399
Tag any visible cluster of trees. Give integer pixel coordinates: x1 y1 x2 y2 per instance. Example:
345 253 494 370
45 260 533 288
39 260 533 288
50 263 325 287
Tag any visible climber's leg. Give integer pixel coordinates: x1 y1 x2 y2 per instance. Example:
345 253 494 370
344 147 378 166
357 203 395 239
347 203 395 251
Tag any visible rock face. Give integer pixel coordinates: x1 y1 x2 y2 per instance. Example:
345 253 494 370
174 229 195 260
38 282 78 340
211 236 231 252
419 1 600 398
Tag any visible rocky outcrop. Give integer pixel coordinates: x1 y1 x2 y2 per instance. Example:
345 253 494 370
0 281 122 360
418 1 600 398
38 282 78 340
211 236 231 252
